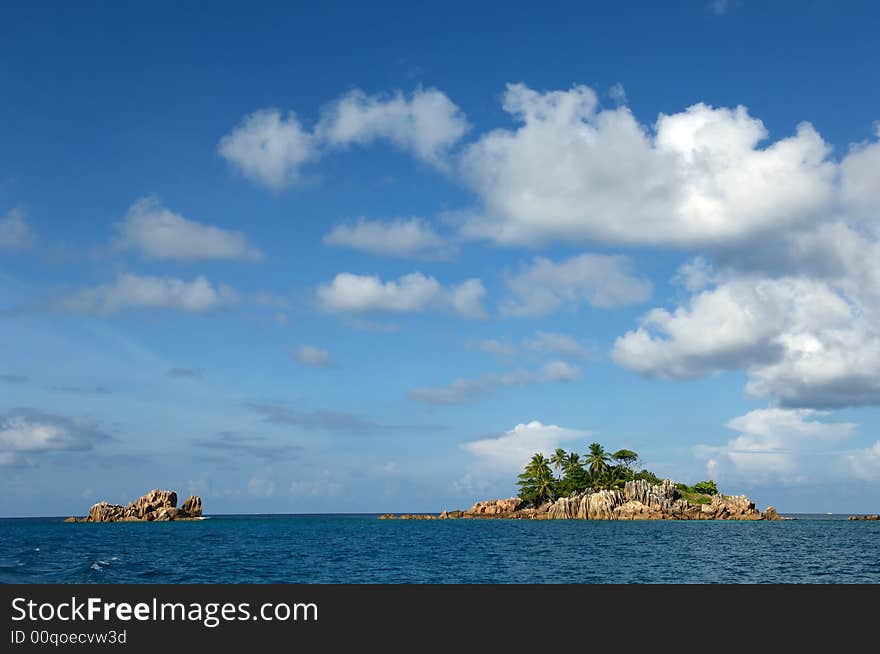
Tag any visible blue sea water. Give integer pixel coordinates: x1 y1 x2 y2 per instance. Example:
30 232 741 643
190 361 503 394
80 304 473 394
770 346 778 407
1 514 878 584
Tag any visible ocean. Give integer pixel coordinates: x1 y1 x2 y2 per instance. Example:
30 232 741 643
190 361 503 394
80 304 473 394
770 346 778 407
2 514 878 584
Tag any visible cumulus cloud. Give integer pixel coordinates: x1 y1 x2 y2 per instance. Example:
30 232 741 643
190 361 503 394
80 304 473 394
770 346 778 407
218 108 316 190
291 345 334 368
696 408 857 484
613 275 880 408
219 87 468 191
114 197 263 261
317 272 486 318
610 125 880 410
0 408 110 465
839 126 880 225
316 87 469 166
59 273 239 315
462 421 590 477
674 256 715 292
323 217 455 259
502 253 652 316
0 208 34 251
460 83 835 247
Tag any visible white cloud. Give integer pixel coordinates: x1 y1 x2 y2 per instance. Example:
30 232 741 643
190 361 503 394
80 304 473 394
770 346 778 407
409 364 579 406
292 345 333 368
845 441 880 482
449 278 488 319
323 217 455 259
696 408 857 484
460 84 835 247
316 272 486 318
539 360 582 382
462 421 590 477
59 273 238 315
218 108 316 190
612 277 786 379
316 87 469 166
608 82 627 105
408 378 493 405
613 275 880 408
471 339 517 358
114 197 263 261
674 256 715 292
502 253 652 316
409 370 538 405
0 408 110 464
523 331 590 359
0 209 34 251
218 87 468 192
839 129 880 228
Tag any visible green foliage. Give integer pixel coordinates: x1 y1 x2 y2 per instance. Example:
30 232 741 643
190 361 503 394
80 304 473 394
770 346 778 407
633 468 662 485
558 452 589 496
679 490 712 505
611 449 640 472
515 444 712 507
585 442 611 484
691 480 719 496
550 448 568 477
517 453 556 507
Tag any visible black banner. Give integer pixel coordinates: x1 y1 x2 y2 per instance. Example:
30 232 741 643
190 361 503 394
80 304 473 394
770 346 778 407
3 584 877 650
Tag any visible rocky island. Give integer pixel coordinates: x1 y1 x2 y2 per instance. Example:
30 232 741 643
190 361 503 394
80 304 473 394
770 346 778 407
381 442 786 521
64 489 203 522
381 479 784 521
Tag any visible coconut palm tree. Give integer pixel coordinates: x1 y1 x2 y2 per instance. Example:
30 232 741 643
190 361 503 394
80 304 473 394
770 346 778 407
563 451 582 478
550 448 568 477
517 453 556 505
586 442 611 486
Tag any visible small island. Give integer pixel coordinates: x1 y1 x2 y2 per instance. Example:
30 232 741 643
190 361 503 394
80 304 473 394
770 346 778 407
64 489 203 522
382 442 785 521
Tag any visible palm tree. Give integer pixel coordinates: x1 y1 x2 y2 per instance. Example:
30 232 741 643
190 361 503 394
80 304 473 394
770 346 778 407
562 452 582 479
550 448 568 477
586 442 610 486
519 453 556 505
527 453 553 483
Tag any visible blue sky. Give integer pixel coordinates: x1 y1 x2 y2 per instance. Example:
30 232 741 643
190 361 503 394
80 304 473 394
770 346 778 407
2 1 879 516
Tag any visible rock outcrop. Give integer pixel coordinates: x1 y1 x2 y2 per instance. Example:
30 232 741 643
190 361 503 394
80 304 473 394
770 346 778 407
383 479 783 521
464 498 524 516
848 514 880 521
762 506 784 521
543 481 767 521
67 489 203 523
181 495 202 518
